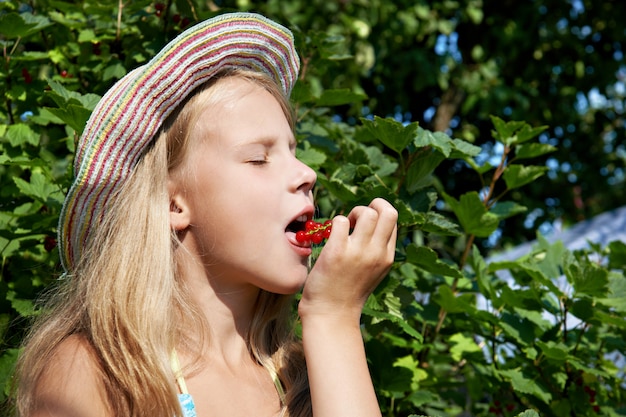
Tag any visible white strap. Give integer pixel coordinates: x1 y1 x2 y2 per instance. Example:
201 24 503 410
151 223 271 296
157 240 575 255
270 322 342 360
170 349 189 395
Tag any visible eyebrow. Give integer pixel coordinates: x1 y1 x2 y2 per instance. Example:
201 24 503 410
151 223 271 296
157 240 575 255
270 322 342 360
235 136 297 149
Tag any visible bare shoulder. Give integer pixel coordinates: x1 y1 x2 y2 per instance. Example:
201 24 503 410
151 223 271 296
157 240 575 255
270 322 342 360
31 334 111 417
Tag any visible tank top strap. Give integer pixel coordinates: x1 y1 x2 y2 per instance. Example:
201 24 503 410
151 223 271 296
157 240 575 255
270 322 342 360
171 350 196 417
170 349 189 394
171 349 286 409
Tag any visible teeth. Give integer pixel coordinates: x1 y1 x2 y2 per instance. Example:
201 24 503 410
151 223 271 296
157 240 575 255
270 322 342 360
296 215 307 222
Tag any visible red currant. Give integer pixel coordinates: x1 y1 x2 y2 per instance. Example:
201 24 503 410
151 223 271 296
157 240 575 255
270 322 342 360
21 68 32 84
295 230 310 244
300 219 332 244
43 236 57 252
311 232 324 244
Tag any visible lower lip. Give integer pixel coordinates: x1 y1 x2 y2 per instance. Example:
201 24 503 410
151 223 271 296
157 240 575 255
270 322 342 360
286 232 312 257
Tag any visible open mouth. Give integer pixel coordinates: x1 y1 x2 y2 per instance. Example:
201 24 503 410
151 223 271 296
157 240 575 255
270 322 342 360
286 216 308 234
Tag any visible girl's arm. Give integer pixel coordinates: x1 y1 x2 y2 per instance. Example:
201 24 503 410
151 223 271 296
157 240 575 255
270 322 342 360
299 198 398 417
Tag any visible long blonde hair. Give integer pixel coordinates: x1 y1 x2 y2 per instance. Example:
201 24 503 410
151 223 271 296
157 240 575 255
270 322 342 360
15 69 310 417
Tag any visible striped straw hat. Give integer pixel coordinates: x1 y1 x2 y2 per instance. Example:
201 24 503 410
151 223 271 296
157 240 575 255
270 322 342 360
58 12 300 272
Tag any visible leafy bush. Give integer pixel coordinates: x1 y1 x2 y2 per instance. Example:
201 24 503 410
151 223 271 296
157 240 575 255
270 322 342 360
1 1 624 416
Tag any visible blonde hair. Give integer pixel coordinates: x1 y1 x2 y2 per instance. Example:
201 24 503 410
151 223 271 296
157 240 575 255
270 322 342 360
14 69 310 417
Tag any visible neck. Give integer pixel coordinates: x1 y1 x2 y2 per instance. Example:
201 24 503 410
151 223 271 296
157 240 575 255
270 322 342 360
175 246 261 365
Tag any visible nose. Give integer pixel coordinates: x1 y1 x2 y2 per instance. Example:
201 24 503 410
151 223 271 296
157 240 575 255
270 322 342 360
292 157 317 194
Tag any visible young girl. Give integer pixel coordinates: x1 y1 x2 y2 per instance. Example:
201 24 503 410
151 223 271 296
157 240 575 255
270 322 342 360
14 12 397 417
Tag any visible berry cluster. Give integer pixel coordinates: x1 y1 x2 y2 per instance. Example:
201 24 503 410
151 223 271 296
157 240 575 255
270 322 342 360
154 2 191 28
488 399 515 415
295 220 332 245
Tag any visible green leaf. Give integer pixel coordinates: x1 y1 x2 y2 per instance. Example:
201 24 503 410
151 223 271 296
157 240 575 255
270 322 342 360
12 171 62 204
490 116 548 146
607 240 626 270
442 191 499 237
43 80 99 133
406 244 462 278
498 368 552 404
362 307 423 342
503 164 548 190
490 116 525 144
515 143 557 159
6 291 38 317
450 138 482 158
316 88 366 106
360 116 417 154
563 252 609 297
5 123 40 147
47 79 101 109
364 146 398 177
449 332 482 361
514 124 549 144
465 157 494 175
490 201 527 220
296 145 326 169
77 28 96 42
597 272 626 313
103 62 127 81
433 285 475 314
415 127 453 157
45 105 93 134
316 177 357 202
535 340 569 361
569 298 594 321
421 211 462 236
516 410 540 417
0 12 52 39
405 149 445 193
499 312 537 345
0 349 20 400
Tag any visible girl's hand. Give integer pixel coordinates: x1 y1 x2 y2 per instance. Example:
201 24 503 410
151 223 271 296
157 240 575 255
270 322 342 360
299 198 398 321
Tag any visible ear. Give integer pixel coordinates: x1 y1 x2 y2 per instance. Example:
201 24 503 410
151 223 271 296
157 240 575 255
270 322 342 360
168 180 191 231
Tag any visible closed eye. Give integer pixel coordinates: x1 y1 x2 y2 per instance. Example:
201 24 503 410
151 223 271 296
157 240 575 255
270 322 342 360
248 158 269 166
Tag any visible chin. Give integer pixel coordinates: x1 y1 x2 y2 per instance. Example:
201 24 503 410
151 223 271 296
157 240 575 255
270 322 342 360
264 273 307 295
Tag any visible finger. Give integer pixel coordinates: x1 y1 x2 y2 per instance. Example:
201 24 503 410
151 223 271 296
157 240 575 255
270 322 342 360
325 214 350 245
346 206 378 241
368 198 398 245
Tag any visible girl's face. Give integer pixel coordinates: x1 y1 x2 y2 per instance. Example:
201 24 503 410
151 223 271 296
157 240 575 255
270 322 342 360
170 77 317 294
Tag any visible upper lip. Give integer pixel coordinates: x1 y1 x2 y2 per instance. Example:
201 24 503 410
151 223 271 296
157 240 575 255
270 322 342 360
286 205 315 233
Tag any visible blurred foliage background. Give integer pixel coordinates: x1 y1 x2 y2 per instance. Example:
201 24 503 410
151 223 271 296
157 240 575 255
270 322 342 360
1 0 625 416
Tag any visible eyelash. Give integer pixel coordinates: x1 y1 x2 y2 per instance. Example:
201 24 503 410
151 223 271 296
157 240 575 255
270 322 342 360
248 157 268 165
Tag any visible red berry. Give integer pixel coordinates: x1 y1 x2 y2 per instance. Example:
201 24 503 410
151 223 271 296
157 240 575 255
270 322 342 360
43 236 57 252
155 2 165 11
21 68 32 84
295 230 310 243
311 232 324 245
172 14 181 24
593 405 600 413
506 403 515 412
155 9 162 17
181 17 190 28
305 220 317 232
60 70 68 78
